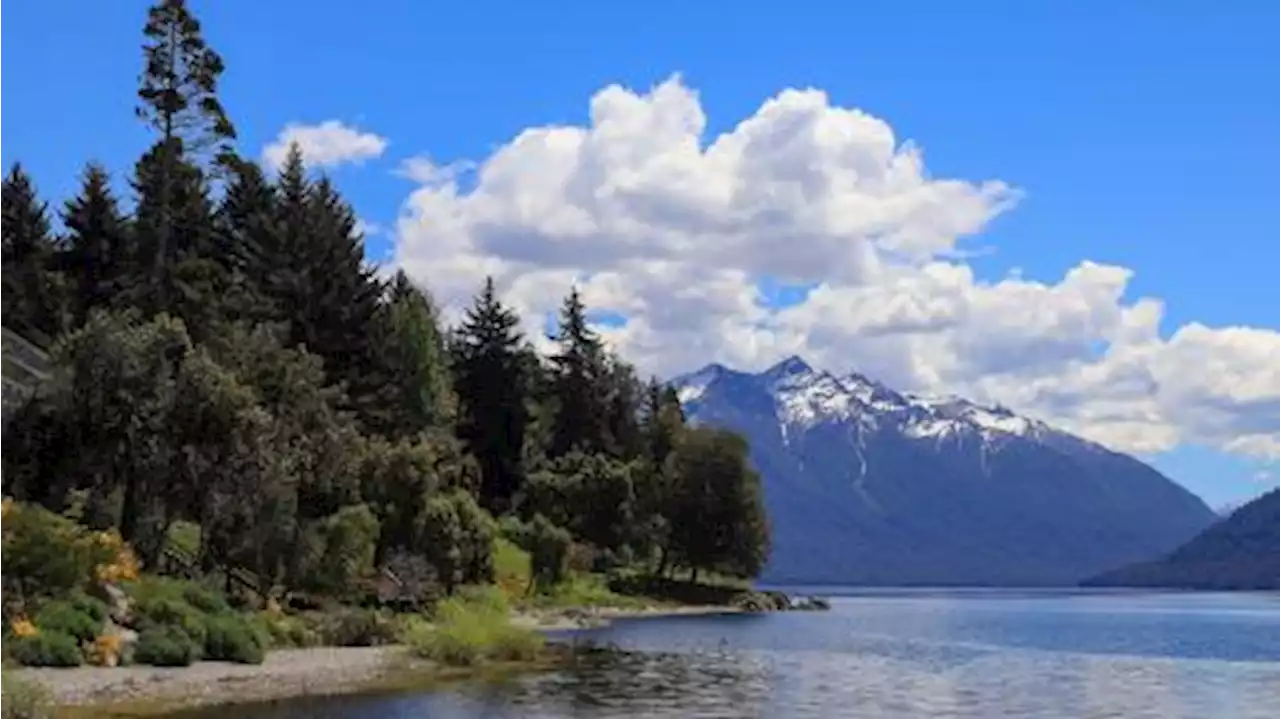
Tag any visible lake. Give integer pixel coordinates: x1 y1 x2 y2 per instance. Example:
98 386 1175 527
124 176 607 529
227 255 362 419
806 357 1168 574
180 590 1280 718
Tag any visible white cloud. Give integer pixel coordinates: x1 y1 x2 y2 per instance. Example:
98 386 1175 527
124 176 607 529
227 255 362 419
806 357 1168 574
393 75 1280 460
262 120 388 170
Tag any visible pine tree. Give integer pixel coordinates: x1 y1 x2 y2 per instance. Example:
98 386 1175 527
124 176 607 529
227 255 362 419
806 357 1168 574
255 144 310 331
2 164 65 343
136 0 237 171
602 356 644 459
301 176 394 434
451 277 530 513
642 379 686 466
135 0 237 314
548 287 610 457
62 163 134 326
385 270 455 434
211 159 279 324
131 143 223 341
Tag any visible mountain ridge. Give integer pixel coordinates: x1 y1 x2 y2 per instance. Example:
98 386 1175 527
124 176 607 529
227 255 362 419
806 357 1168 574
673 357 1218 586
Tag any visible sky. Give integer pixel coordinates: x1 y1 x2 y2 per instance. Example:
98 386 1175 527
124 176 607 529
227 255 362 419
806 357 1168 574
3 0 1277 508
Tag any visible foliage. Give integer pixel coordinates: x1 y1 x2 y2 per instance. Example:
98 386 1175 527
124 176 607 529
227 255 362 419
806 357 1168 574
0 0 772 650
203 613 266 664
529 573 647 610
502 514 571 592
135 625 200 667
33 600 102 644
298 503 379 600
1 672 54 719
491 534 533 600
301 607 398 648
401 590 543 666
0 503 118 612
8 631 83 667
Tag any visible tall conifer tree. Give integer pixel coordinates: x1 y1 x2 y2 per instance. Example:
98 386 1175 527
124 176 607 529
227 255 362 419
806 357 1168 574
548 287 610 457
2 164 65 343
451 277 530 513
62 163 133 326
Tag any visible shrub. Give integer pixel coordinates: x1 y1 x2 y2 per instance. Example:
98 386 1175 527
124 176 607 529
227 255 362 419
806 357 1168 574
253 612 319 649
1 503 111 605
134 597 208 648
179 583 231 616
33 600 101 644
2 673 54 719
204 614 266 664
67 592 109 624
534 573 646 610
8 631 83 667
135 626 200 667
126 576 228 615
403 591 544 667
306 607 396 647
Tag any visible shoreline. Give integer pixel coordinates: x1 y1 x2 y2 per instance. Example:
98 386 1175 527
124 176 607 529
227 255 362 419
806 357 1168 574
14 605 744 716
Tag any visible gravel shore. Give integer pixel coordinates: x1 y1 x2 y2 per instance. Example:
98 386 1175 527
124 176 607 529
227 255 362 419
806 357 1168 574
13 646 405 712
13 606 742 714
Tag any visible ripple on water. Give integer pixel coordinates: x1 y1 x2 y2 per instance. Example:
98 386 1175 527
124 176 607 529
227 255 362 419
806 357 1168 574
172 592 1280 719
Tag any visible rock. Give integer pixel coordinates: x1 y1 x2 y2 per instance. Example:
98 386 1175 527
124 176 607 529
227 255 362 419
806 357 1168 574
102 582 133 625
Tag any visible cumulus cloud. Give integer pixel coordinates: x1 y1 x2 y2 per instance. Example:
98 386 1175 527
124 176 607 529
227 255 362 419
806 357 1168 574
262 120 388 170
393 75 1280 460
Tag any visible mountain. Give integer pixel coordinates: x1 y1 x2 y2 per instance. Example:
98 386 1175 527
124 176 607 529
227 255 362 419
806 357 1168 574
1083 488 1280 590
673 357 1218 586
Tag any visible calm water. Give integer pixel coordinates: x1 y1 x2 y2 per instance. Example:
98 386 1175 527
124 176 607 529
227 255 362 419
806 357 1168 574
183 590 1280 718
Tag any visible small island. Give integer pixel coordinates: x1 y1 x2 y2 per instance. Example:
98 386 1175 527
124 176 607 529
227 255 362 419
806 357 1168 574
0 3 820 717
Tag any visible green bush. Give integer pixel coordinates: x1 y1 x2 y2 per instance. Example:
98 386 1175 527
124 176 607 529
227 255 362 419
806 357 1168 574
1 503 111 605
67 592 110 624
2 673 54 719
33 600 101 644
134 597 208 648
306 607 396 647
180 583 231 616
126 576 229 616
402 592 544 667
8 631 83 667
204 614 265 664
253 612 319 649
135 626 200 667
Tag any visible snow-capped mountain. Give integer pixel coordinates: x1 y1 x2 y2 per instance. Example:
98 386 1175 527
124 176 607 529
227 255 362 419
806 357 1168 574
673 357 1218 586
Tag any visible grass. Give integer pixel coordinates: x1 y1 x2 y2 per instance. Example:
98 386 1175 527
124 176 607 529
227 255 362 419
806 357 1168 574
524 573 651 611
2 673 54 719
400 587 545 667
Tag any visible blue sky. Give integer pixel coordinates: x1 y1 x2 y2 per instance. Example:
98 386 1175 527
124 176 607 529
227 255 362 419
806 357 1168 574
4 0 1277 507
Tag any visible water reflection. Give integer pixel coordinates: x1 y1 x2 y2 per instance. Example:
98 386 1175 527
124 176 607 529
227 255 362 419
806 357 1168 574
174 593 1280 719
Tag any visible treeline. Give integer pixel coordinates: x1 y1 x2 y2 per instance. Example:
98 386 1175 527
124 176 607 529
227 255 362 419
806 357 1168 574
1 0 769 608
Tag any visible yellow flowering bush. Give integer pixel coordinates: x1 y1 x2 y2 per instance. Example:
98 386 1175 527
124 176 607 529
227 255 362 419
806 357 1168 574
87 633 124 666
92 530 141 583
2 501 143 607
11 616 39 638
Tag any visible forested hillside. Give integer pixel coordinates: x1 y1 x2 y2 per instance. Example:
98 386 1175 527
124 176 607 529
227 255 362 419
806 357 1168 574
1 0 769 626
1084 488 1280 590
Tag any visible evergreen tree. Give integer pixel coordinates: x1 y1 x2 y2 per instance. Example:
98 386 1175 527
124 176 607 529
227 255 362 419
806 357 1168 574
642 379 686 467
135 0 237 313
61 163 134 326
385 270 455 434
548 288 610 457
301 176 394 434
212 159 278 323
2 164 65 343
602 356 644 459
131 144 223 342
451 277 530 514
136 0 237 170
254 144 310 330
